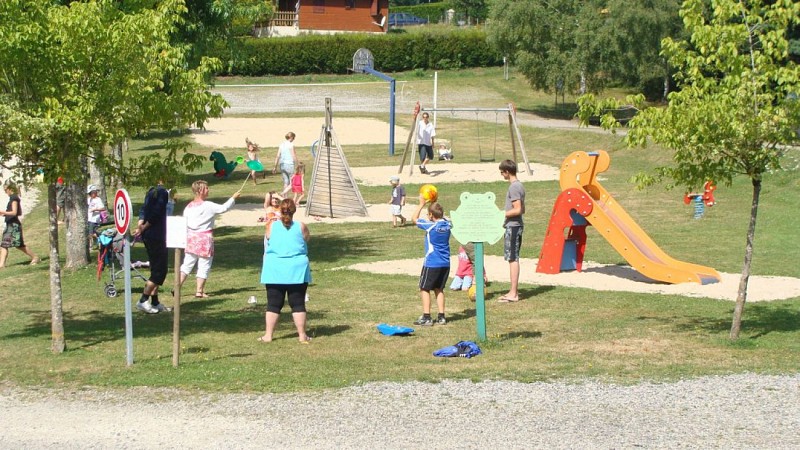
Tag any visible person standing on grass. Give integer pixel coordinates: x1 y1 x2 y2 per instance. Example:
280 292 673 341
258 198 312 344
133 180 170 314
388 175 406 227
55 177 66 224
416 112 435 174
176 180 240 299
291 162 305 206
412 194 451 326
498 159 525 303
0 181 39 268
273 132 297 197
86 184 106 249
245 138 262 186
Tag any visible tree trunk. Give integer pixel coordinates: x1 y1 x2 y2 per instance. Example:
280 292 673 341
579 71 587 95
89 152 106 211
730 177 761 339
65 179 89 268
111 140 125 190
663 74 670 101
47 183 66 353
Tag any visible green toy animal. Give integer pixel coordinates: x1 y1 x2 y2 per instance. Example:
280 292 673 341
210 151 238 179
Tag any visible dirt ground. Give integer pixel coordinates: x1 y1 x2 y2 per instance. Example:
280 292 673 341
190 116 800 303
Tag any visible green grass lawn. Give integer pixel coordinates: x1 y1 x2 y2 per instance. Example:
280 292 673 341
1 69 799 393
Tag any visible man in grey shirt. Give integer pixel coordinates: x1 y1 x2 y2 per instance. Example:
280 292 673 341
499 159 525 302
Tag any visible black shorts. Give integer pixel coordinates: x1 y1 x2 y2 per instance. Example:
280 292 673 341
504 226 523 262
265 283 308 314
418 144 433 162
143 238 168 285
419 266 450 291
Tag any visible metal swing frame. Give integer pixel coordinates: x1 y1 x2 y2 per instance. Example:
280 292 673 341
397 104 533 175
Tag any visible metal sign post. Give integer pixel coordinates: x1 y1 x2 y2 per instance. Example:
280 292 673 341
114 189 134 366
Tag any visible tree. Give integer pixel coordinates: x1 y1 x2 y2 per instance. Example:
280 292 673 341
0 0 225 352
452 0 488 24
487 0 683 98
577 0 800 339
604 0 683 100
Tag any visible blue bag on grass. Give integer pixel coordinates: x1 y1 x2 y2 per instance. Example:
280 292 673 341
377 323 414 336
433 340 482 358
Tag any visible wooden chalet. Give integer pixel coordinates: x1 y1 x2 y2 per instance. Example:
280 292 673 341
259 0 389 36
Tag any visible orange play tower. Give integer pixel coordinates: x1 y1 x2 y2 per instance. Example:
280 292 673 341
537 150 720 285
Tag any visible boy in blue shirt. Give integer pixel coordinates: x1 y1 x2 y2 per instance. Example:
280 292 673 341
411 193 452 326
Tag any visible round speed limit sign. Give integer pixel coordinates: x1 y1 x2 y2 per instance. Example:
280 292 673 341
114 189 133 235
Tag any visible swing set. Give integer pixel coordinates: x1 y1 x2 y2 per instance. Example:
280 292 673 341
398 103 533 176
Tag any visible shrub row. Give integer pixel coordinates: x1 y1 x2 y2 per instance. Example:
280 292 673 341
209 29 501 76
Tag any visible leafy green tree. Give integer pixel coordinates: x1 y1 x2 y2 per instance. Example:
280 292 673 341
487 0 682 98
0 0 225 352
452 0 488 23
604 0 683 100
577 0 800 339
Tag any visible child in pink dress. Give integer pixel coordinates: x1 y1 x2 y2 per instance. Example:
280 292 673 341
450 243 487 290
291 163 305 206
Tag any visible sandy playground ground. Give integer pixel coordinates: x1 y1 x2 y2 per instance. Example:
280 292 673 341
192 116 800 303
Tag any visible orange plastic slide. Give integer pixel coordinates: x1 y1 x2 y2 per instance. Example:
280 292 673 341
558 150 720 284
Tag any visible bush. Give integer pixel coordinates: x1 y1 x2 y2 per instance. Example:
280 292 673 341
209 28 501 76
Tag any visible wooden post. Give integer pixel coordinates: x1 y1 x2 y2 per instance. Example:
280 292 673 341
398 102 420 174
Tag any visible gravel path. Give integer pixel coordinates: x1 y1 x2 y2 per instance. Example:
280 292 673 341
2 374 798 449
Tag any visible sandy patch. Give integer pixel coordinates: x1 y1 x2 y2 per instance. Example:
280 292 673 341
342 256 800 303
191 117 407 149
215 162 559 227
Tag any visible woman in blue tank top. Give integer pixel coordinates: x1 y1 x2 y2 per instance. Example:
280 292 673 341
258 198 312 343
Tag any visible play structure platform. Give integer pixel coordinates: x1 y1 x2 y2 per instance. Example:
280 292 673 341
537 150 720 285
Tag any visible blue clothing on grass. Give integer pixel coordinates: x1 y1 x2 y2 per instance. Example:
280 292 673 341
260 221 311 284
416 218 451 268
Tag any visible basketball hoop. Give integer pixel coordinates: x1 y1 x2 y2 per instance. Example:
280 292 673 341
352 48 374 73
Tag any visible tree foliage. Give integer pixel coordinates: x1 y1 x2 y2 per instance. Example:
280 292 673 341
577 0 800 339
487 0 682 96
0 0 226 351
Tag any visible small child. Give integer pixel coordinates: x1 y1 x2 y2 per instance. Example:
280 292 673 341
246 138 261 185
412 194 452 326
450 243 489 291
261 191 283 224
291 163 305 205
388 175 406 227
451 244 474 290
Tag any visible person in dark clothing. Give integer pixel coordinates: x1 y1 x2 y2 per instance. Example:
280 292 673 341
132 181 170 314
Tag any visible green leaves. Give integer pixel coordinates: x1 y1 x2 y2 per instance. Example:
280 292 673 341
0 0 226 185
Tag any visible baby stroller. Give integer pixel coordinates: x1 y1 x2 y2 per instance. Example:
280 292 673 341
97 229 149 298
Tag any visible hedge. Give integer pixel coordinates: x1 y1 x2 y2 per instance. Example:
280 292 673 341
209 29 502 76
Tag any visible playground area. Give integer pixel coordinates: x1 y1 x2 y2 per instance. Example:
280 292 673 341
190 117 800 303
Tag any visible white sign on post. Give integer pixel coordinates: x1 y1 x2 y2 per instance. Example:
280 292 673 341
166 216 187 249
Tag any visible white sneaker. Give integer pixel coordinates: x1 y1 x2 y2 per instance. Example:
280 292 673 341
136 300 158 314
152 303 172 313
